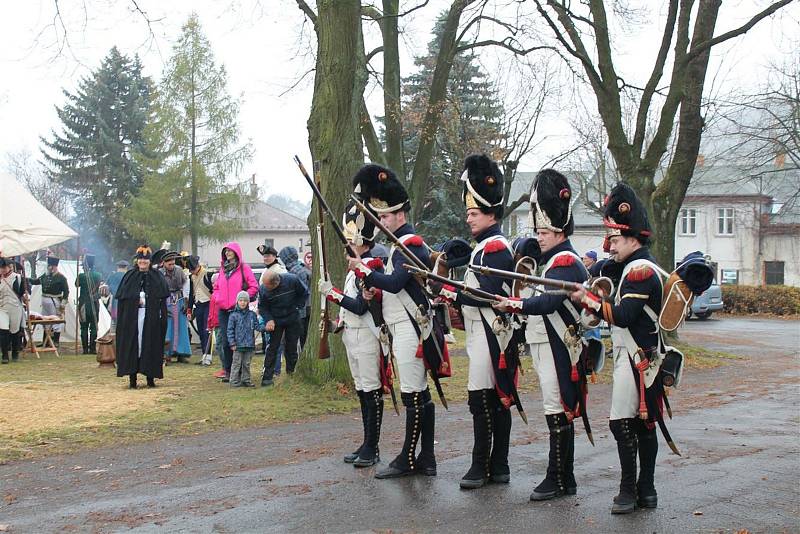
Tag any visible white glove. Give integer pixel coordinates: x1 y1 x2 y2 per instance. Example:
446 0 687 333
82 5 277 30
318 278 334 296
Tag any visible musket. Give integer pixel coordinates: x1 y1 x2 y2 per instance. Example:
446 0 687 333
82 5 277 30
350 195 449 410
469 264 583 293
402 264 502 304
294 156 330 359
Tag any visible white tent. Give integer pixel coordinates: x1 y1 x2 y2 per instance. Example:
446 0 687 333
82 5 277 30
0 172 78 257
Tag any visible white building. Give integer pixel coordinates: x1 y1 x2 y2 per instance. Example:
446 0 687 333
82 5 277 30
505 164 800 286
186 200 310 268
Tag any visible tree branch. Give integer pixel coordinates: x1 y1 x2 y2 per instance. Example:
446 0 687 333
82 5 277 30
632 0 678 155
295 0 317 25
681 0 793 66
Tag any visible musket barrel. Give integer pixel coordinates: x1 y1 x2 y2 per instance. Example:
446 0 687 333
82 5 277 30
468 264 580 292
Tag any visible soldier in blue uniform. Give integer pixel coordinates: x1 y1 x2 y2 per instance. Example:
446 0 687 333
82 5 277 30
348 164 447 480
495 169 590 501
572 183 666 514
436 155 519 489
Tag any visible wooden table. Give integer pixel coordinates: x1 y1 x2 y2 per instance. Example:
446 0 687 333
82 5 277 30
26 318 65 359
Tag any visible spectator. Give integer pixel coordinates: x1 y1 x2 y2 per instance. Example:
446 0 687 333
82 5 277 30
257 244 286 374
582 250 598 270
186 256 212 358
106 260 129 327
227 291 263 387
279 246 312 349
213 242 258 382
257 269 308 387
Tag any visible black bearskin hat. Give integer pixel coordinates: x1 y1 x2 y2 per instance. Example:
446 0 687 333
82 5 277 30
352 164 409 214
439 238 473 269
530 169 574 236
342 198 378 247
603 182 652 243
47 256 60 267
461 154 504 218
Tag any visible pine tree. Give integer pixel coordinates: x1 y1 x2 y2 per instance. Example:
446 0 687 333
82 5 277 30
42 47 153 263
125 14 252 253
398 14 507 245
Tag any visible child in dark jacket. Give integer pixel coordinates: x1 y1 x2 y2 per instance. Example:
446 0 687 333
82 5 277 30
227 291 264 387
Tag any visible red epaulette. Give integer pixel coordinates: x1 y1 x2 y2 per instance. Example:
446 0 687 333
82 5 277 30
551 254 576 268
627 265 654 282
405 235 424 247
365 257 384 270
483 239 507 254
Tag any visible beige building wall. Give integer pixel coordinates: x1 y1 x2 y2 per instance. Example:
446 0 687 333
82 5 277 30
190 230 310 268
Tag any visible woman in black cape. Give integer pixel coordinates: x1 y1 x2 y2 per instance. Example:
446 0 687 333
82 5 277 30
116 246 170 388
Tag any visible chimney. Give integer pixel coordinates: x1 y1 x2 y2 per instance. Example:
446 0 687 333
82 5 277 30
775 152 786 170
696 154 705 167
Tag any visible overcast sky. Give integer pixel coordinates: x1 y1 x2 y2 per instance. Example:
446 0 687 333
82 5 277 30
0 0 797 204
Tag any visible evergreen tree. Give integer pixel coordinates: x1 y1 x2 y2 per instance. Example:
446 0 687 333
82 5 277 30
398 14 507 244
42 47 153 263
125 14 252 253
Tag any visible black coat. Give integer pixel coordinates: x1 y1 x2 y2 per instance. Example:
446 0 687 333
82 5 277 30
115 268 169 378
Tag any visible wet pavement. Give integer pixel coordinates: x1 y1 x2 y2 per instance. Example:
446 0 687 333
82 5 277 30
1 316 798 533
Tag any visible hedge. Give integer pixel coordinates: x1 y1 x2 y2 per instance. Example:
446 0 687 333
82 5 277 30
721 285 800 316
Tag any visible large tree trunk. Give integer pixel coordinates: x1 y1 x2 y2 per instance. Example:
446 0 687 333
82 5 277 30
381 0 404 176
298 0 367 384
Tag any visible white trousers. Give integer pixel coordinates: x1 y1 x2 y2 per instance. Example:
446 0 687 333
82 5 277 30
389 320 427 393
41 297 63 333
343 326 382 391
465 318 496 391
530 342 563 415
610 348 640 420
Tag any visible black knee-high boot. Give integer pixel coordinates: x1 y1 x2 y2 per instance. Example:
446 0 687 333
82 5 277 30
460 389 493 489
610 418 639 514
416 388 437 476
0 331 10 363
11 331 21 361
530 413 570 501
80 324 90 354
375 391 423 479
636 419 658 508
354 389 383 467
563 419 577 494
490 392 512 484
345 390 368 463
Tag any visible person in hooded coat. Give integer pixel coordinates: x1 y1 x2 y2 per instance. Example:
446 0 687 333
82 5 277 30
213 242 259 381
115 246 170 388
278 246 311 348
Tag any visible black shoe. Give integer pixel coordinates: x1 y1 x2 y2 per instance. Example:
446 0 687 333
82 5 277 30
353 454 380 468
177 355 190 363
260 379 273 387
11 351 19 361
530 477 565 501
146 377 156 388
637 493 658 508
221 377 230 383
375 463 414 479
611 493 637 514
242 382 256 388
489 473 510 484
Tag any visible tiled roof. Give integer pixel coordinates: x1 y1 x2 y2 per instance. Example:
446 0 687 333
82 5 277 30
228 200 308 231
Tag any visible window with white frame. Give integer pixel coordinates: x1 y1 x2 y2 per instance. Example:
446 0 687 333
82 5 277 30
679 208 696 235
716 207 734 235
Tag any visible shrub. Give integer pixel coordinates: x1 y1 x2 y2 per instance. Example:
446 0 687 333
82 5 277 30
721 285 800 316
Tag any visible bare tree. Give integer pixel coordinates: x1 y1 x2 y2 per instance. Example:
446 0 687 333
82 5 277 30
531 0 794 267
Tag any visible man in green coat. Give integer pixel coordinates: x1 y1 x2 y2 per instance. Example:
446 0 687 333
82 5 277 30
76 254 103 354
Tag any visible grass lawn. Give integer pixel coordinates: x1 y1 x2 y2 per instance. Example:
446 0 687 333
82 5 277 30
0 333 739 463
